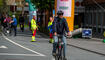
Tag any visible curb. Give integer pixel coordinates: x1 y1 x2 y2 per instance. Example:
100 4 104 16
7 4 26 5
67 44 105 56
92 38 103 41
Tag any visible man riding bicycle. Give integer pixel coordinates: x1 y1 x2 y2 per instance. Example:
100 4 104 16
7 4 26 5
52 10 71 60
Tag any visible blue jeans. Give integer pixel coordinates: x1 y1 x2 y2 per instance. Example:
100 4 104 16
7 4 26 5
53 35 67 57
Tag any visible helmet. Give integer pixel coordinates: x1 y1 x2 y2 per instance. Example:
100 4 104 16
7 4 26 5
12 15 15 18
57 10 64 15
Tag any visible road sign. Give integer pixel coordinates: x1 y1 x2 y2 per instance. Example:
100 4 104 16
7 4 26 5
82 29 92 38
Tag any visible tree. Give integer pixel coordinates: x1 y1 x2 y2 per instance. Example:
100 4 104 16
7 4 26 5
31 0 55 33
31 0 54 11
0 0 9 14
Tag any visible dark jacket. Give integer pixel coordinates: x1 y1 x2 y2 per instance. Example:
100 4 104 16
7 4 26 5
19 16 24 23
53 17 69 35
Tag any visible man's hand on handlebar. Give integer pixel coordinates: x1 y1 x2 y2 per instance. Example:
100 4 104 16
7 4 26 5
54 32 57 36
67 32 71 36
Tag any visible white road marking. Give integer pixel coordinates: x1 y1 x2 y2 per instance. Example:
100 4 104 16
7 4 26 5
0 53 43 56
2 33 45 56
52 58 55 60
0 46 8 49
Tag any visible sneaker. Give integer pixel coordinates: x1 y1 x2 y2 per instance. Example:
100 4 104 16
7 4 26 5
31 40 36 42
63 57 67 60
51 39 54 43
49 39 52 43
52 52 56 56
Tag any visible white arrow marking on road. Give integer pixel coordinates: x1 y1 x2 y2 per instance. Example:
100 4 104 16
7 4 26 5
0 46 8 49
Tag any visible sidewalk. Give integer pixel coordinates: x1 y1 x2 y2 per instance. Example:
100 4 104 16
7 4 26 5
67 38 105 56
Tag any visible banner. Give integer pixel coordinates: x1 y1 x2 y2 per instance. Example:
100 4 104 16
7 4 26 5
57 0 72 17
55 0 75 31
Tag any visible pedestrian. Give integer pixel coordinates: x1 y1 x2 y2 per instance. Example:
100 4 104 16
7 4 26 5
31 15 38 42
48 16 54 43
11 15 17 36
19 14 25 32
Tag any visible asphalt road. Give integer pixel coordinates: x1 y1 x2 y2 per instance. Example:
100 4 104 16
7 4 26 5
0 30 105 60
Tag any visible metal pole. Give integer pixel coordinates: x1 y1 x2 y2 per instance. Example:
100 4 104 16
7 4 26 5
101 11 104 33
96 11 98 33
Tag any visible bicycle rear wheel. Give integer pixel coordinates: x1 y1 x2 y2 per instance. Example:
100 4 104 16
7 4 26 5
61 45 65 60
55 45 59 60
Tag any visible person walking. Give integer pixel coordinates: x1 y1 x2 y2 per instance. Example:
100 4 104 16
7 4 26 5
11 15 17 36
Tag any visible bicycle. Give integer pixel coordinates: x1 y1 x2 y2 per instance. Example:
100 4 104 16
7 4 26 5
53 34 67 60
3 23 12 36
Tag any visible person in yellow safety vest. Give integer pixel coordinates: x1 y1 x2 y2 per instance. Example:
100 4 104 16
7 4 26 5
31 15 38 42
48 16 54 43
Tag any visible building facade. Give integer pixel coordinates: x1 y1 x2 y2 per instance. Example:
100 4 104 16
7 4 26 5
74 0 85 29
83 0 105 38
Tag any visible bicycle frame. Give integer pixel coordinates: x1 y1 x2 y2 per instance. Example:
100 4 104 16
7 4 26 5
55 35 65 60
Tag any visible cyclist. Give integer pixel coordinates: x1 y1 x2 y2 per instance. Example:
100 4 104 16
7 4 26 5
48 16 54 43
3 15 12 27
3 15 12 34
52 10 71 60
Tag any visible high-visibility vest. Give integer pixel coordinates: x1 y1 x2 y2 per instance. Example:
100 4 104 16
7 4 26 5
31 19 37 30
48 21 53 30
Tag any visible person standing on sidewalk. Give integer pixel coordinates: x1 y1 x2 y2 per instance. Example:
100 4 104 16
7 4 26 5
31 15 38 42
48 16 54 43
11 15 17 36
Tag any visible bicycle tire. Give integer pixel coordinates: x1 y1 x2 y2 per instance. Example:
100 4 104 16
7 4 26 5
61 45 65 60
